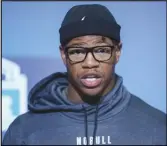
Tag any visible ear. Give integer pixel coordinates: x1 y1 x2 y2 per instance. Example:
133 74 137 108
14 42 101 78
59 45 67 66
115 42 122 63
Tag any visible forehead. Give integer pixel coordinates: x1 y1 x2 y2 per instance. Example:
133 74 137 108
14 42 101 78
66 35 114 47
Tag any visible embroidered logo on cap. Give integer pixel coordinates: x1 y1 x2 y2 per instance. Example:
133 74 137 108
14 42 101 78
81 16 86 21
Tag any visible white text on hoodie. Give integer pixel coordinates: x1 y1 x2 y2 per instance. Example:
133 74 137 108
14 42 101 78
76 136 112 145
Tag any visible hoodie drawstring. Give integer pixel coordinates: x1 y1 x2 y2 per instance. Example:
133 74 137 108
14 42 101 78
93 104 99 145
82 105 99 145
83 106 89 145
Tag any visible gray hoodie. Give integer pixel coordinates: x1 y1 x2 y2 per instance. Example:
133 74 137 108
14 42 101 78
3 72 166 145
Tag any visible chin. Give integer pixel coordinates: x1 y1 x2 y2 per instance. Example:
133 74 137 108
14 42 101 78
80 88 103 104
80 87 103 97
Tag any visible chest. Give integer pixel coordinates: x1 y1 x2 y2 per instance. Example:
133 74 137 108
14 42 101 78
24 122 153 145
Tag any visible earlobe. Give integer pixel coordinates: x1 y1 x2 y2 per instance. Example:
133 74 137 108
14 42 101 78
118 42 122 49
115 50 121 63
115 42 122 63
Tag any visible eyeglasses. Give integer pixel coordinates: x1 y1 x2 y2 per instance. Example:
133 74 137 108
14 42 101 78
65 45 115 63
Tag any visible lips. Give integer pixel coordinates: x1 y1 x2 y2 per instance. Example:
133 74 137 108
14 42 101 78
80 73 102 88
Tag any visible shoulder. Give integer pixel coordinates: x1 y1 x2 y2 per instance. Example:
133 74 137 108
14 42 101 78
3 111 51 145
129 94 166 124
127 94 166 144
7 111 37 128
4 111 58 132
3 111 38 135
2 111 32 145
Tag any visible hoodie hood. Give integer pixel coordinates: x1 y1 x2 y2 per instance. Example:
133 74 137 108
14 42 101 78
28 72 131 121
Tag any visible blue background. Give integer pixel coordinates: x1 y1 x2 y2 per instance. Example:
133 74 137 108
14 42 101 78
2 1 166 114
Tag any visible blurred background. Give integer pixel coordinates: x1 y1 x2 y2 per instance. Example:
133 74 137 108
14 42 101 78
2 1 166 139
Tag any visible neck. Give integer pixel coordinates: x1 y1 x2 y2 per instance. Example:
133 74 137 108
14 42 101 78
67 85 84 104
67 74 117 104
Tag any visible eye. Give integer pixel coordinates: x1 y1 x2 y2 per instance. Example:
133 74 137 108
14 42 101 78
94 47 111 54
68 48 86 55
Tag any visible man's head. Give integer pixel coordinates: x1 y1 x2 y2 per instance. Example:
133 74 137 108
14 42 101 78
59 4 122 102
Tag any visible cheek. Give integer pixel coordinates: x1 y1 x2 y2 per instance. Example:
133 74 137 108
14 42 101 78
101 64 115 76
66 61 81 79
100 60 116 80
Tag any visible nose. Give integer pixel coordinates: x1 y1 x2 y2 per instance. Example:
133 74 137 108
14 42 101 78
81 52 99 68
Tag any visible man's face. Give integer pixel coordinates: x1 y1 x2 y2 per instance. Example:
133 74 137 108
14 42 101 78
60 35 121 98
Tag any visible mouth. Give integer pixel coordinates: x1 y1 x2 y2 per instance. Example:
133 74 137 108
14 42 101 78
80 73 102 88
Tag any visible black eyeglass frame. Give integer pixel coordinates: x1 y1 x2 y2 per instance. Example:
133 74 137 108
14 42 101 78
64 45 116 63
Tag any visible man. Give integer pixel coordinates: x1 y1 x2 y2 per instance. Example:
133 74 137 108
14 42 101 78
3 4 166 145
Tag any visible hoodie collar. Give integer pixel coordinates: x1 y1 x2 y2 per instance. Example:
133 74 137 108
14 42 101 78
28 72 131 121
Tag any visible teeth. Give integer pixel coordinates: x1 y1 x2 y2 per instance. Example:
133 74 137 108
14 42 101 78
85 78 97 81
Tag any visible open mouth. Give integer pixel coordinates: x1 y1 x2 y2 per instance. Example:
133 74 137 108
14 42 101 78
80 74 102 88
